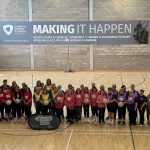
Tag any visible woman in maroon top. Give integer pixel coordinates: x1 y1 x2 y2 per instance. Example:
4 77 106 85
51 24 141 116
75 88 83 121
90 87 98 121
4 88 13 120
12 86 22 120
23 87 32 119
54 90 64 120
82 87 90 122
0 87 4 121
65 90 75 123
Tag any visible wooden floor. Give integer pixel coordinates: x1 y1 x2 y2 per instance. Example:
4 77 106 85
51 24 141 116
0 70 150 150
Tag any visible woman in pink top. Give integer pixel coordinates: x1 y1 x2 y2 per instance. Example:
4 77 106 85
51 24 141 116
54 90 64 120
65 90 75 123
97 90 107 123
90 87 98 120
75 88 83 121
82 87 90 122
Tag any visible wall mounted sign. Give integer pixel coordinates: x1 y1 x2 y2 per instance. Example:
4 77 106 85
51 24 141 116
0 20 149 45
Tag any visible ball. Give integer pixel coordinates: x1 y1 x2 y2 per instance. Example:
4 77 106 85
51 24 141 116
103 99 108 104
57 97 63 103
15 99 20 104
84 98 89 103
118 102 124 107
6 100 11 105
44 101 49 105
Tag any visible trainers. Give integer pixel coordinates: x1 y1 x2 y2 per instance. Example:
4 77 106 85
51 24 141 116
96 117 98 122
106 117 109 120
90 115 94 119
111 119 114 125
108 119 111 124
87 118 90 123
139 124 143 127
118 121 121 124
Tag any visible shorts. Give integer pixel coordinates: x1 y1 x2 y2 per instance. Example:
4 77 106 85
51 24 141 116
107 106 115 113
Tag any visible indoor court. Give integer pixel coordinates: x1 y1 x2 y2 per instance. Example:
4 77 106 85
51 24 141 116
0 0 150 150
0 71 150 150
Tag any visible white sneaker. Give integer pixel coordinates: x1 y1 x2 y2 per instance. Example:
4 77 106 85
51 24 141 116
108 119 111 124
90 115 94 119
21 116 25 121
96 117 98 122
90 116 95 122
14 118 17 122
87 118 90 123
111 119 115 125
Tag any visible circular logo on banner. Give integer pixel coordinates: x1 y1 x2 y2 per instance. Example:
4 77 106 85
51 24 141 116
3 25 13 35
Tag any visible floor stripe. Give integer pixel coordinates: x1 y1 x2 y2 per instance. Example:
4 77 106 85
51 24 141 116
65 129 73 150
147 72 150 79
138 73 145 88
129 125 136 150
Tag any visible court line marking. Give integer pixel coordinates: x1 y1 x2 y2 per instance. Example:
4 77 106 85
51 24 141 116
1 132 150 136
147 72 150 79
1 128 150 132
130 124 136 150
138 73 145 88
87 72 92 86
65 129 73 150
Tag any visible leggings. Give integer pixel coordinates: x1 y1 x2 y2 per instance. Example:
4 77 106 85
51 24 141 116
0 103 4 118
75 106 82 120
128 109 136 125
67 109 74 121
55 108 64 118
83 105 89 118
12 102 22 118
98 107 105 123
91 106 98 117
24 106 31 119
118 106 126 120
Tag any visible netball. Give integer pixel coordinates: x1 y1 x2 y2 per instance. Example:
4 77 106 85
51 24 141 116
44 101 49 105
6 100 11 105
57 97 62 102
118 102 124 107
103 98 108 104
84 98 89 103
15 99 20 104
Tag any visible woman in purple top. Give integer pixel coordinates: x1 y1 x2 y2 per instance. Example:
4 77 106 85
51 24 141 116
126 90 138 125
136 89 147 126
117 88 127 124
111 84 118 120
107 87 117 124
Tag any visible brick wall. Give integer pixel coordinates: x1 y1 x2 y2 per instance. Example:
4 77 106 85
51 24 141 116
0 0 149 70
94 0 150 70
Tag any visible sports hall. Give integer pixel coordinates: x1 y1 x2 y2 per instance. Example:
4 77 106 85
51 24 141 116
0 0 150 150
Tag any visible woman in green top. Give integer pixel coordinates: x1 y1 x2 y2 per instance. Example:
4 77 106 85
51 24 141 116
147 93 150 125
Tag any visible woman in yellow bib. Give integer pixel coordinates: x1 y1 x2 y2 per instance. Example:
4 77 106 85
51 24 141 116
34 80 42 93
40 89 50 115
45 79 52 93
33 89 42 114
50 86 58 114
45 79 54 114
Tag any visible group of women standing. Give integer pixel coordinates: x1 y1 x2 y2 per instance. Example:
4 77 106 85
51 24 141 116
0 78 150 127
